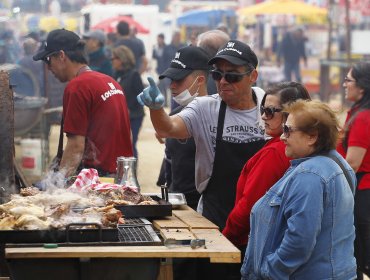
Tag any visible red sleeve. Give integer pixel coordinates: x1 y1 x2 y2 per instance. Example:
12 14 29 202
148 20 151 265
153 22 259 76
222 141 290 247
348 111 370 149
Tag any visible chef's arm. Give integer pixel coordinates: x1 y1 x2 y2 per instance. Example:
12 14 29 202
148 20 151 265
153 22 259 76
150 109 190 139
137 76 190 139
59 134 85 177
346 146 366 172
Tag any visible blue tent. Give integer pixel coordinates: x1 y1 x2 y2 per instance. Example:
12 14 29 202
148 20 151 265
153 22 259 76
177 9 236 27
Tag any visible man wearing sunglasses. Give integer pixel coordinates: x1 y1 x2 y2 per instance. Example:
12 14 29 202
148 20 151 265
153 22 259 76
138 39 265 218
33 29 133 179
138 40 266 279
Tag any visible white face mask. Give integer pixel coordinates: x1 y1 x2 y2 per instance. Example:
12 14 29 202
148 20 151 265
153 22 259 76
173 76 200 106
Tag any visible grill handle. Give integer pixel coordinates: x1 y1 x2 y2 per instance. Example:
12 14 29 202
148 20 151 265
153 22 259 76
159 183 169 202
65 223 103 243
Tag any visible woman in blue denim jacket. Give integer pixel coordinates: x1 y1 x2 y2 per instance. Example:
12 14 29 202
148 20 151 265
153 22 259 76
241 100 357 280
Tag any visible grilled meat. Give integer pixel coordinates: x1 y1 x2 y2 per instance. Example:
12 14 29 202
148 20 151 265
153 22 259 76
20 187 40 196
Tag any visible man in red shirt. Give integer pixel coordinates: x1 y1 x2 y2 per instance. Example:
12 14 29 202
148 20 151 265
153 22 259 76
33 29 133 177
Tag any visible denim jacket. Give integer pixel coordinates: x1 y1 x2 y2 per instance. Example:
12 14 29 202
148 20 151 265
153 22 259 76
241 150 357 280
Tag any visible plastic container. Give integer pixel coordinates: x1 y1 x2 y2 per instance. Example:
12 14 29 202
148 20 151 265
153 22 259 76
20 138 43 176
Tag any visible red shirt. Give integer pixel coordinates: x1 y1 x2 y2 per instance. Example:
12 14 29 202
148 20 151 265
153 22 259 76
63 70 133 173
222 137 291 247
337 109 370 190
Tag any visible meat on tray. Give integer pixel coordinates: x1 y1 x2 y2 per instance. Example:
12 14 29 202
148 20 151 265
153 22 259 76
0 186 158 231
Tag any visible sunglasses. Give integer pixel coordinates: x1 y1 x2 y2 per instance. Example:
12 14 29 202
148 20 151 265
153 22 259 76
260 105 283 120
282 124 300 138
211 69 253 83
43 51 60 65
344 77 356 83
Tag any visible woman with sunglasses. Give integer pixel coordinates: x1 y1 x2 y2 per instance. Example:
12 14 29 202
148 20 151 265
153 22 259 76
337 62 370 279
223 82 310 250
242 100 357 280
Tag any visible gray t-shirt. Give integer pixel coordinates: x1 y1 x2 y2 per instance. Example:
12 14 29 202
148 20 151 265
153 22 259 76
177 87 266 194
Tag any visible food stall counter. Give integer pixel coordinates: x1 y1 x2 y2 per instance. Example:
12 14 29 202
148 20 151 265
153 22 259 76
5 205 240 280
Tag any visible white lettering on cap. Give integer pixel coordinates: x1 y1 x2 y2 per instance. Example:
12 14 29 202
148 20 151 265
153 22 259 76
227 42 235 48
216 46 242 56
171 51 186 68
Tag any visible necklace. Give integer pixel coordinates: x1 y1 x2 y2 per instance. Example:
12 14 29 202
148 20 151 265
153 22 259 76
76 65 91 77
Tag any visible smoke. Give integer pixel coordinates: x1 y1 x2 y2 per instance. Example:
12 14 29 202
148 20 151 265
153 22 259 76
0 178 17 204
36 169 66 190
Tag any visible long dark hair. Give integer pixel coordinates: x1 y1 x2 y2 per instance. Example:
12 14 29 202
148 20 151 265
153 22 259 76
342 62 370 150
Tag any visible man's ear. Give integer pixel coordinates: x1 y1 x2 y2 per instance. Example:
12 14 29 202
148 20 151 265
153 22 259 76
250 69 258 84
197 74 206 85
59 50 67 60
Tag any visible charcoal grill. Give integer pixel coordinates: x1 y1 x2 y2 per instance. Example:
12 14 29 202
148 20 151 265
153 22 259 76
3 218 162 280
1 218 162 246
118 218 161 245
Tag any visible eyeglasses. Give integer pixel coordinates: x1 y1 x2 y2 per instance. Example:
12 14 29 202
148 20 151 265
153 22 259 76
344 77 356 83
210 69 253 84
260 105 283 120
43 51 60 65
282 124 300 138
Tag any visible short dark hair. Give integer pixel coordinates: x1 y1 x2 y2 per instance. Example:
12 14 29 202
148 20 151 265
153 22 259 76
117 21 129 36
261 82 311 123
158 33 164 39
64 40 88 64
262 82 311 108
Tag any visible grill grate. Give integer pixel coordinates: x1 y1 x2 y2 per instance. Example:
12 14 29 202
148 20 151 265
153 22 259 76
117 218 161 244
124 218 151 226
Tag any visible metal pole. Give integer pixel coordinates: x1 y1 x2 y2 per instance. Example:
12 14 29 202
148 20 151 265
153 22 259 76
327 0 334 60
344 0 352 63
0 70 16 203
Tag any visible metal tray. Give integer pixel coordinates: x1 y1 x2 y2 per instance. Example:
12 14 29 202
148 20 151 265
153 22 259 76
114 195 172 218
144 193 187 209
167 193 187 209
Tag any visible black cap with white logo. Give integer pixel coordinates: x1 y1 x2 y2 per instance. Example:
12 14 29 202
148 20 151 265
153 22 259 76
208 40 258 68
159 46 210 81
33 29 81 61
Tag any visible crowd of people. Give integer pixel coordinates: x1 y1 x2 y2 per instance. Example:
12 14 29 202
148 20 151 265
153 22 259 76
21 20 370 280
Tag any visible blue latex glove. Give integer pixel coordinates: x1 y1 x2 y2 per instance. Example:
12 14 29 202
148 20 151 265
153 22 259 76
137 76 165 110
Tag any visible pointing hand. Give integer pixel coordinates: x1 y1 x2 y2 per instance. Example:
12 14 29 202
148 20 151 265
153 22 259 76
137 77 165 110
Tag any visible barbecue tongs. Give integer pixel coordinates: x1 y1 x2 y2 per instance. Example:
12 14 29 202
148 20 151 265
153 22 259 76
159 183 169 202
164 238 206 249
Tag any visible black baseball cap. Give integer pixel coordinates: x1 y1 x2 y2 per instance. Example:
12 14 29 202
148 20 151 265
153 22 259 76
159 46 210 81
33 29 80 61
208 40 258 68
